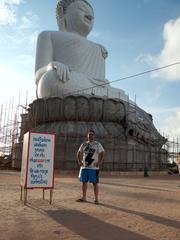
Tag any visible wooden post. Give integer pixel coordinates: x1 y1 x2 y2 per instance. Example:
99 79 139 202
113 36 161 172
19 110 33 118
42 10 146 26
50 189 53 204
24 188 28 205
43 189 45 200
20 186 23 201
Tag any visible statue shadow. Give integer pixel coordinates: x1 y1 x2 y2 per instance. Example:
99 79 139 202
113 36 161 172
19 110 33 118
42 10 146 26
46 208 151 240
100 182 180 205
100 203 180 229
101 181 174 193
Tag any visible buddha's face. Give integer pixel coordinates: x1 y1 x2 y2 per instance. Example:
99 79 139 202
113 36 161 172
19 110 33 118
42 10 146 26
64 0 94 37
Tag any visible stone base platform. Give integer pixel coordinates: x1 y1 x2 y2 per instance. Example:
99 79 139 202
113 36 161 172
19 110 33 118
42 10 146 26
12 96 168 171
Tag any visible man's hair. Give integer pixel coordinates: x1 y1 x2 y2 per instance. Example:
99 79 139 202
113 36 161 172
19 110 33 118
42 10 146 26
88 129 95 134
56 0 93 29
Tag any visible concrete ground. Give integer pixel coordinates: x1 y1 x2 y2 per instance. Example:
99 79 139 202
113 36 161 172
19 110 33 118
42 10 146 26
0 170 180 240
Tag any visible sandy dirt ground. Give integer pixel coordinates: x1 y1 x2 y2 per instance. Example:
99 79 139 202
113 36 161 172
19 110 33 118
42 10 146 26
0 170 180 240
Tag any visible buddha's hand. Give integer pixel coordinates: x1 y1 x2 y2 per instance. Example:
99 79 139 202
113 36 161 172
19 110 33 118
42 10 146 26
50 61 70 83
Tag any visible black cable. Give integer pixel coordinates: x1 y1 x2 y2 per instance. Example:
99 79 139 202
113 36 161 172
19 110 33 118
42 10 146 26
65 61 180 95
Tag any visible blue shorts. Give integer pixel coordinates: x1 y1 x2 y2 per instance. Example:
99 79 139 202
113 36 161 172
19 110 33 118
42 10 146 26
79 168 99 183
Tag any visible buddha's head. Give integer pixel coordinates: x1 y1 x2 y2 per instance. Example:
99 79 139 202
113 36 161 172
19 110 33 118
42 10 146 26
56 0 94 37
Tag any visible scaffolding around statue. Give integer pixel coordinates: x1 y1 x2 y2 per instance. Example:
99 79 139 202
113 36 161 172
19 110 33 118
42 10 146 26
9 95 168 172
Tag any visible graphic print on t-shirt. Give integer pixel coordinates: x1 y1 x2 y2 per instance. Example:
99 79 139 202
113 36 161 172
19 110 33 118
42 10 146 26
79 141 104 169
84 144 95 167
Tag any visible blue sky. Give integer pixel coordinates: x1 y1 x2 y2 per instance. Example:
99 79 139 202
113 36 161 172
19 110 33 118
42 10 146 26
0 0 180 140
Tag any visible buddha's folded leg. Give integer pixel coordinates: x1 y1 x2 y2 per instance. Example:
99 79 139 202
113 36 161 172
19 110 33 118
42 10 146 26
37 69 65 98
36 69 95 98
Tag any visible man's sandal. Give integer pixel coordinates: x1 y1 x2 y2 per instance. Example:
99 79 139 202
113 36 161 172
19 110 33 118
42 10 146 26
94 200 99 204
76 198 86 202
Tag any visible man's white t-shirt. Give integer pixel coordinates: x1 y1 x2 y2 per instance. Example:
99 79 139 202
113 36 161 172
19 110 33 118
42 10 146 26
78 141 104 170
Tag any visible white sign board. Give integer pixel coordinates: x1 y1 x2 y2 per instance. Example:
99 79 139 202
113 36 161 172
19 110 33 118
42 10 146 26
20 132 55 189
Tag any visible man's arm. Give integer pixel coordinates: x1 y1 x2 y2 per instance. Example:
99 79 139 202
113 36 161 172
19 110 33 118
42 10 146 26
95 150 105 167
77 150 83 167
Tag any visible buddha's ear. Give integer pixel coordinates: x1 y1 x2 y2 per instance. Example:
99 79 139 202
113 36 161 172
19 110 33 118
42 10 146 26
63 15 67 30
60 17 66 31
57 5 66 30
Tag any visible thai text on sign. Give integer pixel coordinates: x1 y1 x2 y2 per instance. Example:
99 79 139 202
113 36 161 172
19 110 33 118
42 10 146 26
20 132 55 189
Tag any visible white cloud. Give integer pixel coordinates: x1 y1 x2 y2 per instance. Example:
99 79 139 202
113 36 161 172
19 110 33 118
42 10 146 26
0 6 40 53
0 0 39 102
0 2 16 25
0 0 24 25
4 0 23 4
162 111 180 139
155 17 180 80
20 12 39 29
0 0 39 29
144 106 180 139
139 16 180 81
20 16 32 29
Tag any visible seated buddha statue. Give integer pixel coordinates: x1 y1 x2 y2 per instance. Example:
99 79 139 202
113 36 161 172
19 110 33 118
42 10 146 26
35 0 127 100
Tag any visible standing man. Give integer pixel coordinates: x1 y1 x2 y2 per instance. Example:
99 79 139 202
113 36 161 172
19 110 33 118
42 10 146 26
77 129 105 204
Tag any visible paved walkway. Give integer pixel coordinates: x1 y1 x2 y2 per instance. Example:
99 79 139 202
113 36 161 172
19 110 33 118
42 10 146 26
0 171 180 240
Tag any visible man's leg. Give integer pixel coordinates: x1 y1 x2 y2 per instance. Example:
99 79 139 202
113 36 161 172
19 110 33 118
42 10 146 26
89 169 99 203
77 168 88 201
93 183 99 202
82 182 88 201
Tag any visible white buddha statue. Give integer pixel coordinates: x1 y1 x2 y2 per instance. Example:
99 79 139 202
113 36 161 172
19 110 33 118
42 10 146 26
35 0 128 100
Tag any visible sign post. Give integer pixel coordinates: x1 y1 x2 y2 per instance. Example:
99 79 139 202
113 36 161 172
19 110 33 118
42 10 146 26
20 131 55 204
